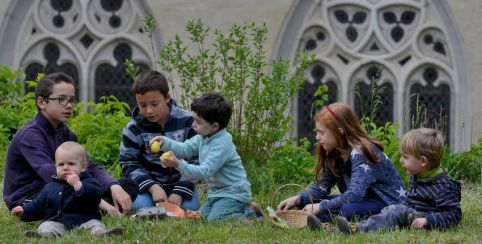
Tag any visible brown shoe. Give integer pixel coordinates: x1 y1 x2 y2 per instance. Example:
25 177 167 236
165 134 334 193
246 201 263 218
336 216 357 234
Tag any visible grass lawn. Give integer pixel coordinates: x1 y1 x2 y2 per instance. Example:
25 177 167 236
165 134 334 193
0 183 480 243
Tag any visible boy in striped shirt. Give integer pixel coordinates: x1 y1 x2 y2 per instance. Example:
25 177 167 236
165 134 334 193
337 128 462 233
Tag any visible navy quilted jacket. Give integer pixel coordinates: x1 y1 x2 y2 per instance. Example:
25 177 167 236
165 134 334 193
20 173 103 230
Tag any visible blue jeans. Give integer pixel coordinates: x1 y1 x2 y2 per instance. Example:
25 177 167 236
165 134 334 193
200 197 255 221
132 190 200 211
311 195 387 222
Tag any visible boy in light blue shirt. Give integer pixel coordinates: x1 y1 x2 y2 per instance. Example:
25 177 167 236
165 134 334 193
150 92 261 221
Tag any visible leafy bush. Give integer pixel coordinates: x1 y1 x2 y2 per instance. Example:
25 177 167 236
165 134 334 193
444 140 481 183
156 19 312 164
0 65 24 100
0 66 37 177
68 96 131 172
0 66 37 141
267 138 315 184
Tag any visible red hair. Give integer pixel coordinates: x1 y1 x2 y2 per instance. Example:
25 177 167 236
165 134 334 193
314 102 383 181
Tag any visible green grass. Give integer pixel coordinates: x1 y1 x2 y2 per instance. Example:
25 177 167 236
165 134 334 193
0 183 480 243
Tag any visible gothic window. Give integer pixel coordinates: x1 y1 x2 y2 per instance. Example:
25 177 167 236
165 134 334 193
95 42 149 108
11 0 160 110
408 66 451 143
297 61 339 143
352 64 394 126
278 1 464 147
24 42 79 98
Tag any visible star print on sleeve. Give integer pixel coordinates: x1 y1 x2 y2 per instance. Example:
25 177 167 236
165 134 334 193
360 164 371 172
396 186 407 198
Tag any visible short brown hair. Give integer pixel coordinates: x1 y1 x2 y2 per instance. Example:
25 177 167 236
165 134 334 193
400 128 444 169
35 72 75 100
132 71 169 96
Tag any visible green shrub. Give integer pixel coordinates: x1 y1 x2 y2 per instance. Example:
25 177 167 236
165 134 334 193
0 66 37 141
266 138 315 184
444 140 481 183
68 96 131 171
156 19 312 164
0 65 24 100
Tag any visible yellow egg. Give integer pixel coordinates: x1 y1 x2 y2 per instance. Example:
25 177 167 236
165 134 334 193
151 141 160 153
162 151 173 159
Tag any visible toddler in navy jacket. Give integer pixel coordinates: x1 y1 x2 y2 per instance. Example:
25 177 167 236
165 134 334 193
11 142 123 237
337 128 462 233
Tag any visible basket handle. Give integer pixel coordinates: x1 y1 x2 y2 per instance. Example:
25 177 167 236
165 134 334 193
270 183 314 213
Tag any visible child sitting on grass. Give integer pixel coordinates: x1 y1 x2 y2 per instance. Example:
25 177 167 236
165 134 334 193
11 141 123 237
150 92 262 221
336 128 462 234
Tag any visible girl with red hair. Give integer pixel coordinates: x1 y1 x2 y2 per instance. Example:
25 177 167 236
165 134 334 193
277 102 405 230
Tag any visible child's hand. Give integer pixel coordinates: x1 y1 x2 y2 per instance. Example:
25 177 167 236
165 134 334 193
160 152 180 168
99 200 122 216
302 203 320 215
149 136 164 148
277 195 300 211
11 206 23 217
148 184 168 203
168 193 183 206
66 172 82 191
411 217 428 229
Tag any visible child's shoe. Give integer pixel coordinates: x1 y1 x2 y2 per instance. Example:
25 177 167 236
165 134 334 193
336 216 357 234
307 214 322 230
25 230 41 238
102 227 124 236
247 201 263 218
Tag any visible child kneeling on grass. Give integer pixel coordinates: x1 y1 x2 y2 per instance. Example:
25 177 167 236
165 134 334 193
150 92 262 221
11 142 123 237
336 128 462 234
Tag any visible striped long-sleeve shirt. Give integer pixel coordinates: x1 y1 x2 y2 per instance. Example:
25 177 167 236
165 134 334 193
119 103 197 199
404 171 462 229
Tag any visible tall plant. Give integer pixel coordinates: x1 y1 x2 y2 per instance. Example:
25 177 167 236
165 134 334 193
156 19 311 163
68 96 131 170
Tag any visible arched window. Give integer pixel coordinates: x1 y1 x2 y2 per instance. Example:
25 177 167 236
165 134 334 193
274 0 469 148
3 0 160 109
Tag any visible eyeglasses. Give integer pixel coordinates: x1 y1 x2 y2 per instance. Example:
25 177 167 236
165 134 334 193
46 96 77 107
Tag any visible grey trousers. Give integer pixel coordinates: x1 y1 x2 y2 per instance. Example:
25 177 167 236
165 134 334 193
357 204 422 232
37 219 107 237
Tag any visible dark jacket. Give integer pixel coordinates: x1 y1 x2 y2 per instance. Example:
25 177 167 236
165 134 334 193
404 170 462 229
119 103 197 199
299 146 405 210
20 173 103 230
3 112 116 210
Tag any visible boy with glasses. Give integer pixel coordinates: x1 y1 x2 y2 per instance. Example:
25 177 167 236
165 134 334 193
3 72 138 216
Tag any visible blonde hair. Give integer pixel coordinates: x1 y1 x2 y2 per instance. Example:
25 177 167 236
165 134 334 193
314 102 383 180
400 128 444 169
55 141 87 163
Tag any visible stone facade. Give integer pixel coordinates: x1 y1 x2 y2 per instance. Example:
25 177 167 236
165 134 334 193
0 0 480 149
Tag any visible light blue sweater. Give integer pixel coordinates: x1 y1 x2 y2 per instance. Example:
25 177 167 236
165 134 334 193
161 128 252 203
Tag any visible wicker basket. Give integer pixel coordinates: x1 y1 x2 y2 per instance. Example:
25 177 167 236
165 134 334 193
270 184 313 229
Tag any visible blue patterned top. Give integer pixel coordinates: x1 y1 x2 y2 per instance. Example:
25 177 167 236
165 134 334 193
299 146 406 211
